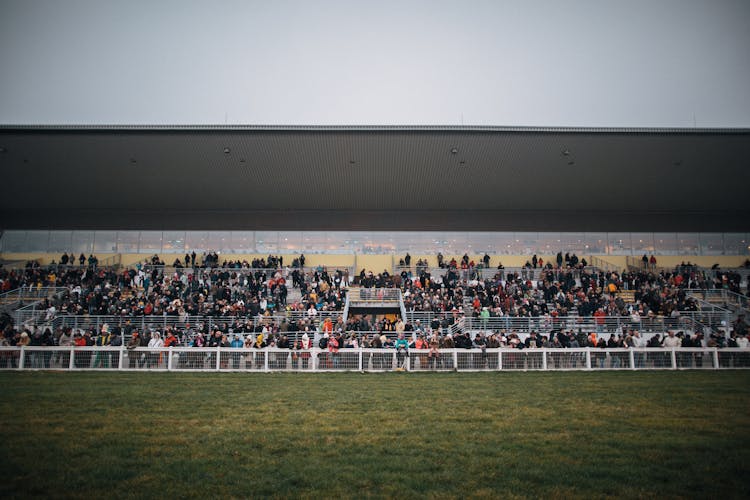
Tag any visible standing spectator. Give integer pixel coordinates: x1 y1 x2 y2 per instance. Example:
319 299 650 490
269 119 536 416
93 324 112 368
290 339 301 370
229 334 245 370
73 332 87 368
395 319 405 337
662 330 680 368
164 329 179 348
242 335 254 369
58 328 74 367
126 332 141 368
109 327 122 368
327 333 339 368
427 338 441 369
631 330 646 368
663 330 681 348
147 332 164 368
594 308 607 334
394 332 409 369
300 332 312 370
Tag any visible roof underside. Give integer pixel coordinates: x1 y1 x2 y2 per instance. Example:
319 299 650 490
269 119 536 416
1 126 748 232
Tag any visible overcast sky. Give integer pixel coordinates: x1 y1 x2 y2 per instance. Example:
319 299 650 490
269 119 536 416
1 0 749 127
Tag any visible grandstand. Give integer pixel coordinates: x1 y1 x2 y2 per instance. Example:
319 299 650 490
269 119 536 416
1 126 749 371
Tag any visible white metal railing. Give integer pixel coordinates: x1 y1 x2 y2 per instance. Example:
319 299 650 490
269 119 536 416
588 256 620 272
0 286 67 302
1 346 748 372
348 288 401 303
10 311 731 337
1 287 68 314
141 265 354 279
689 289 750 312
11 309 346 329
459 312 731 333
392 265 434 276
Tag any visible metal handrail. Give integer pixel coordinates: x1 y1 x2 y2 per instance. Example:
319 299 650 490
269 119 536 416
11 310 731 332
348 288 401 302
689 289 750 312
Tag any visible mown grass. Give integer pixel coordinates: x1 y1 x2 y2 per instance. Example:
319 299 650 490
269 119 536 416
0 371 749 499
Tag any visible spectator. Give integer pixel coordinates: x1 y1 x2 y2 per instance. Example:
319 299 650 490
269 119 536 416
146 332 164 368
394 332 409 369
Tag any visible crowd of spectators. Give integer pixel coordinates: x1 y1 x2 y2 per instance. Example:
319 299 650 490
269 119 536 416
2 249 749 359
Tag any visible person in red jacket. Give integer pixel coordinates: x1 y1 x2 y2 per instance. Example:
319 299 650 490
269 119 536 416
594 308 607 334
73 332 88 368
163 329 179 348
327 333 339 368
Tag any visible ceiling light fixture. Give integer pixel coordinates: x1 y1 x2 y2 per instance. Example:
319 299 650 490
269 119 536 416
223 147 231 154
562 149 571 156
451 148 458 154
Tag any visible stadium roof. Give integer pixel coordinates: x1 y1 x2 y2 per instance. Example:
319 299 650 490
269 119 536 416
1 125 749 232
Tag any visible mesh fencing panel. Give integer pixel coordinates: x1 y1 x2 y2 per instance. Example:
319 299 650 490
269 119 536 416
0 346 747 372
717 349 750 369
545 349 588 370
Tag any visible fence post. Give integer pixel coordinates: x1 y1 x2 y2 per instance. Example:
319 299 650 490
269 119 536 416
498 349 502 371
712 348 719 369
264 349 269 372
629 349 635 370
119 345 125 371
69 346 75 370
216 346 221 371
542 348 548 370
585 348 592 370
311 348 317 372
358 348 363 371
168 347 173 371
670 348 677 369
453 350 458 370
18 347 26 370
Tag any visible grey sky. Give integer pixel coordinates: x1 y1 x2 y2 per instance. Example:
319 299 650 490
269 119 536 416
1 0 749 126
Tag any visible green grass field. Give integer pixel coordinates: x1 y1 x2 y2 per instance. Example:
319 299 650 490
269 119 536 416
1 371 749 499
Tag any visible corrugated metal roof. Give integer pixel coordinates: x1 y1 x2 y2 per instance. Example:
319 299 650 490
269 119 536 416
1 126 748 231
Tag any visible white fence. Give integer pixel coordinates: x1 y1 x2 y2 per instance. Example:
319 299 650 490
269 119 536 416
2 347 749 372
